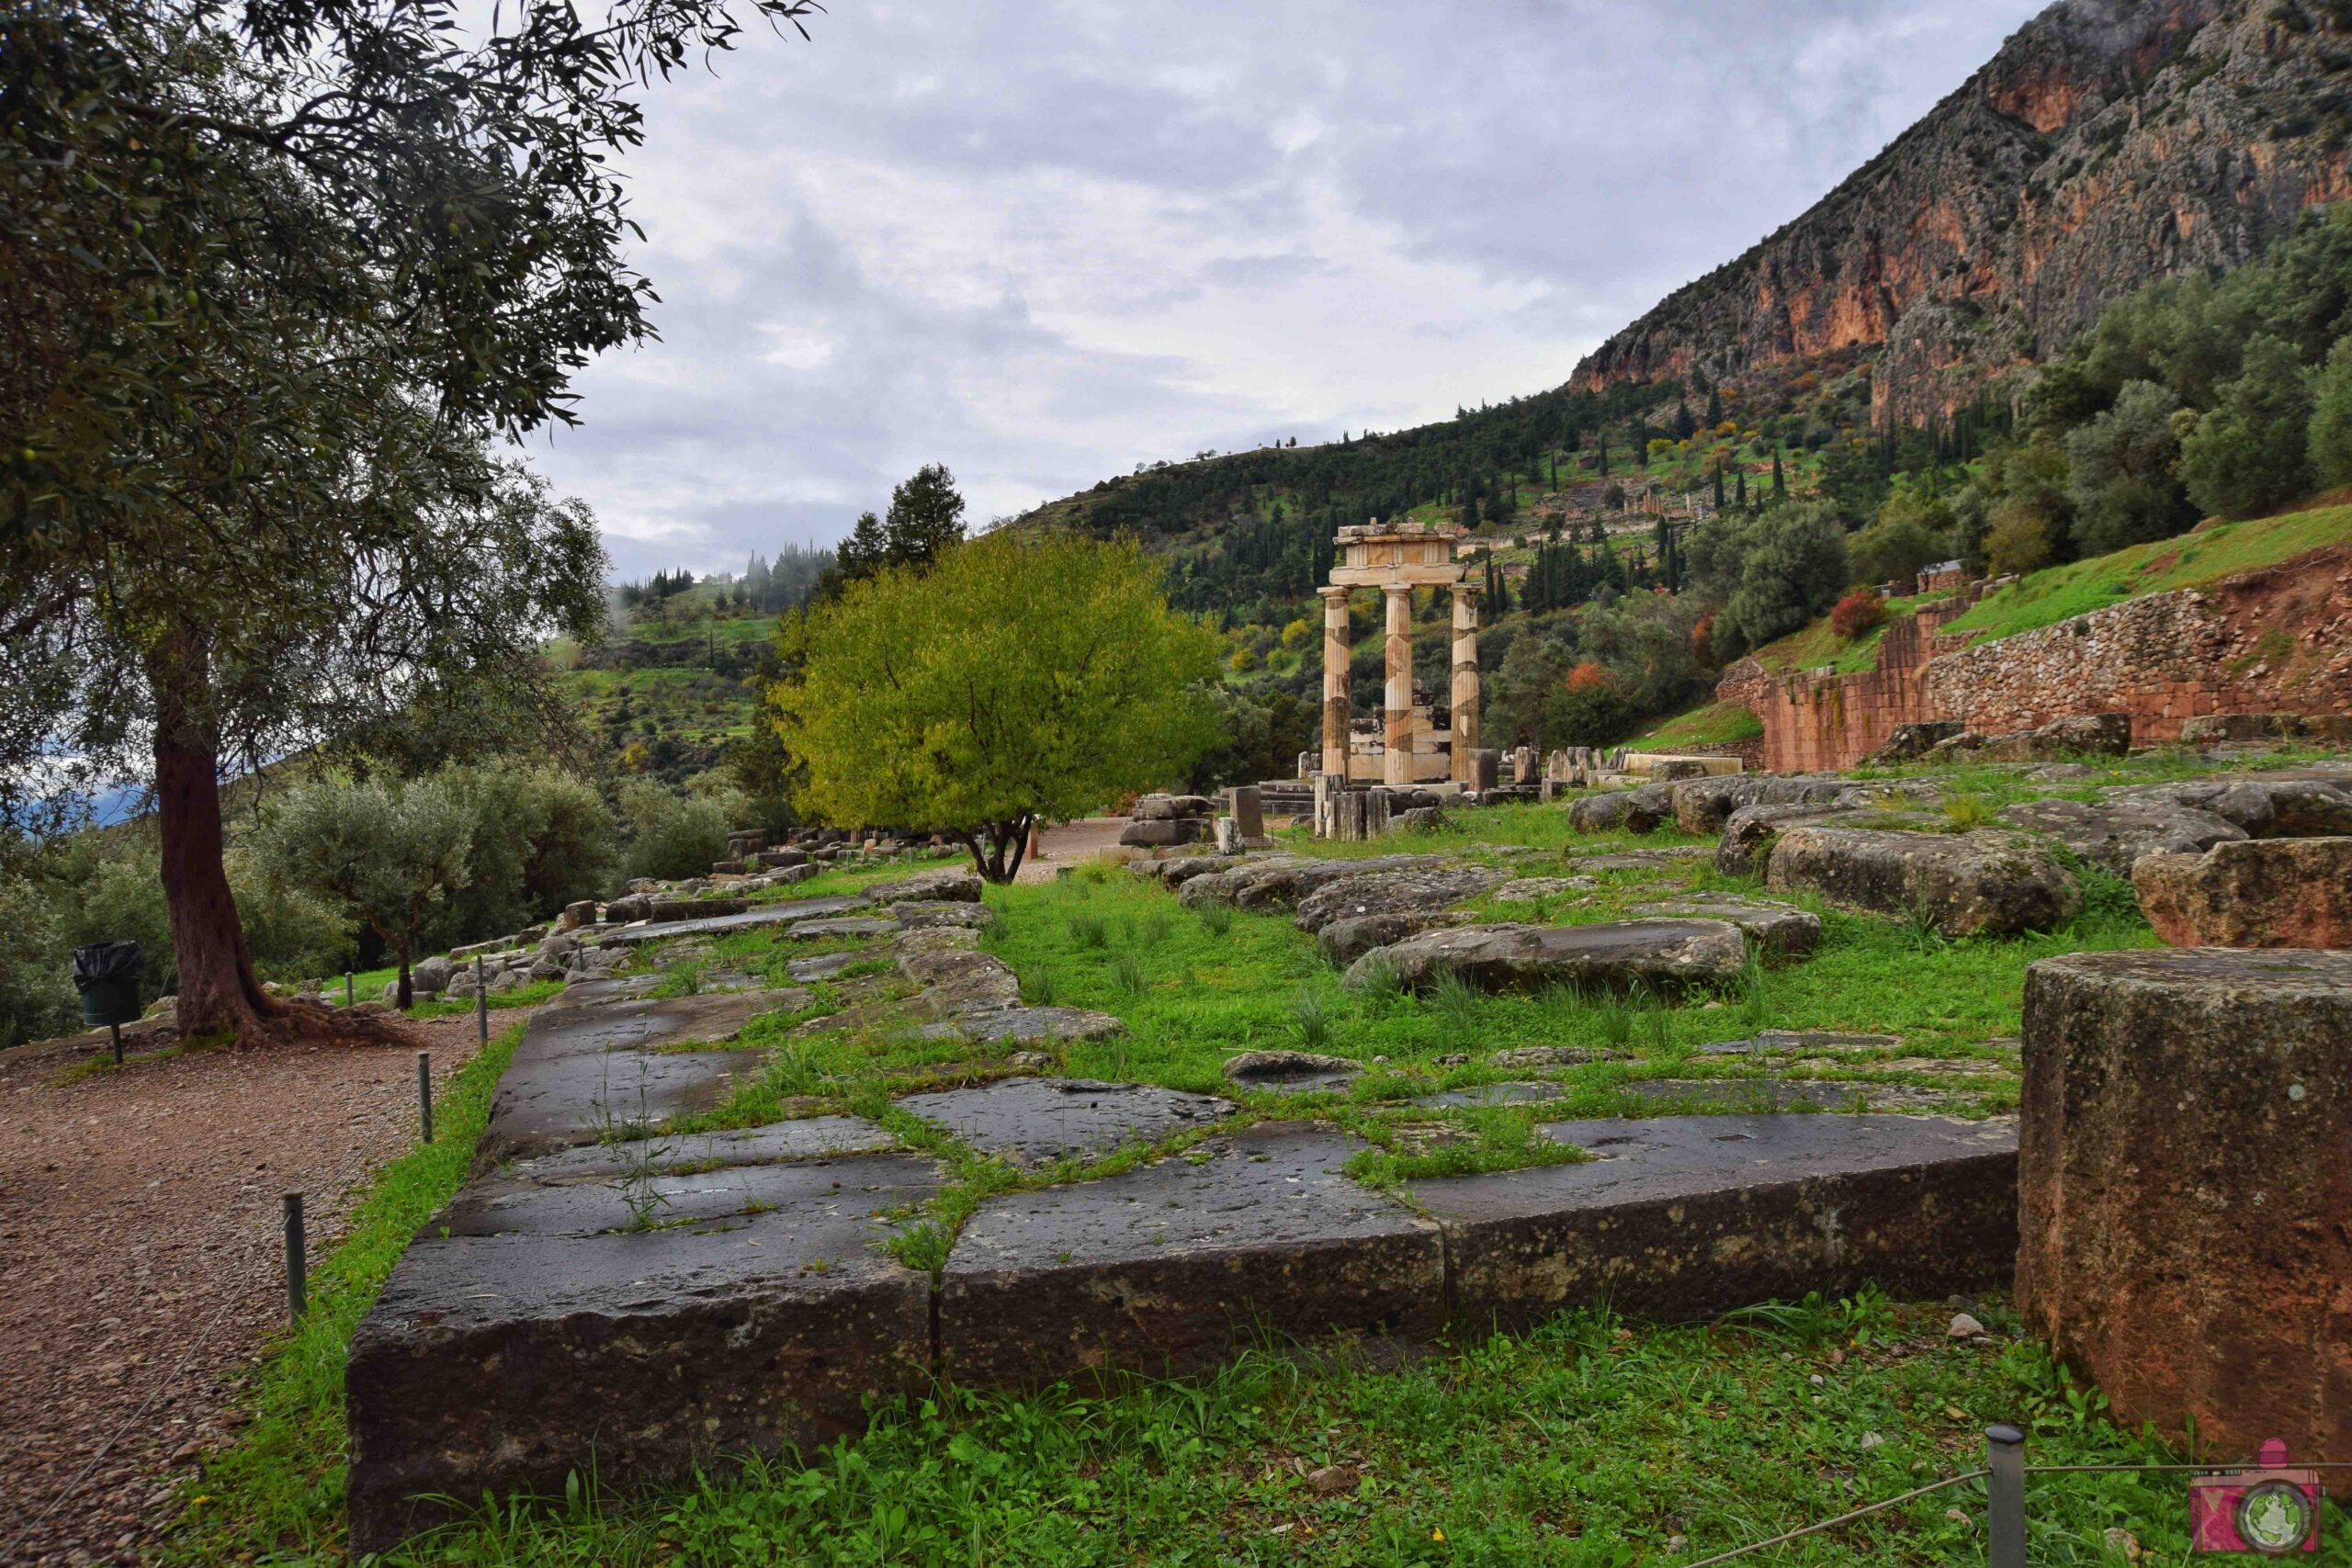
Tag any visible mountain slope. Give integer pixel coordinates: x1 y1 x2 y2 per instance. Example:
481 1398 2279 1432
1574 0 2352 421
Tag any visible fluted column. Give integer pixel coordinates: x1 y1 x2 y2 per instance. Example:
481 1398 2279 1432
1450 583 1481 783
1383 585 1413 786
1319 586 1351 776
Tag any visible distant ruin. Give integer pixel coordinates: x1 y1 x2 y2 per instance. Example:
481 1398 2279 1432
1319 520 1480 785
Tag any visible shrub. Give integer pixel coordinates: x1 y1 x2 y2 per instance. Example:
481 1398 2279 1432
1984 503 2059 577
1830 589 1888 639
618 780 734 882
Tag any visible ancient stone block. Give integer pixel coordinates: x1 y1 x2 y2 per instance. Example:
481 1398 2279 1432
1292 863 1506 933
598 895 874 946
1227 784 1265 840
1118 818 1207 847
1628 895 1822 956
1997 796 2246 875
2018 950 2352 1461
1314 909 1476 965
869 866 985 904
1345 919 1749 996
937 1122 1442 1389
2132 837 2352 947
345 1152 940 1554
1766 827 2081 937
1416 1113 2018 1332
1223 1050 1363 1093
896 1077 1235 1167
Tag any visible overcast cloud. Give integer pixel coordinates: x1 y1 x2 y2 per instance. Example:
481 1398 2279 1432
523 0 2049 581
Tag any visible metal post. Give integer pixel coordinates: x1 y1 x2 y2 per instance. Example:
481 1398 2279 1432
345 970 354 1007
1985 1424 2025 1568
474 955 488 1043
282 1192 307 1322
416 1051 434 1144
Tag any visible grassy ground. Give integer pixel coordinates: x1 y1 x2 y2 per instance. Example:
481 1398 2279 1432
1625 700 1765 752
166 777 2337 1565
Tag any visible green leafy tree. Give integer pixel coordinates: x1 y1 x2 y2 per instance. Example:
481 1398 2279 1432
619 781 739 882
2064 379 2194 554
771 531 1220 882
255 778 475 1011
2179 335 2315 520
1685 501 1850 657
0 0 808 1041
2307 334 2352 489
883 464 968 569
439 765 617 940
1849 492 1953 587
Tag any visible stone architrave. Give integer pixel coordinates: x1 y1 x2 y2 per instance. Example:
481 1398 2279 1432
1319 587 1351 776
1451 587 1481 783
1383 586 1414 786
2018 949 2352 1461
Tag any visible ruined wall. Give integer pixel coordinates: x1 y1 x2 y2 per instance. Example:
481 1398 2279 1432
1719 544 2352 770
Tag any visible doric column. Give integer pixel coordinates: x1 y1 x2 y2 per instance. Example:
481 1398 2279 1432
1319 586 1351 776
1383 585 1413 786
1450 583 1481 783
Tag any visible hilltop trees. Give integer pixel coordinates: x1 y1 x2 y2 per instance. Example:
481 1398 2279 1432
773 531 1219 882
1684 502 1849 657
830 464 970 590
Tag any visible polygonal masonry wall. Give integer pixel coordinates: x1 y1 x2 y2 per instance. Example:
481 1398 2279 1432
345 980 2019 1551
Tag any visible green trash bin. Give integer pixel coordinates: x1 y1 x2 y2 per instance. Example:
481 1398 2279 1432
74 942 145 1029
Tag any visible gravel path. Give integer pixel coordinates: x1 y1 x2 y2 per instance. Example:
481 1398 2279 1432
1014 817 1133 883
0 1010 516 1566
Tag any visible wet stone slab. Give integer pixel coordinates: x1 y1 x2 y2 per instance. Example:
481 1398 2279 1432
786 948 879 982
1413 1113 2017 1331
1412 1080 1573 1109
345 1149 941 1555
475 1115 897 1184
896 1077 1236 1167
938 1121 1442 1388
598 894 875 946
480 989 797 1164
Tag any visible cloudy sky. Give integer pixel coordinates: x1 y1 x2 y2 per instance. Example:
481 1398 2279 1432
526 0 2048 581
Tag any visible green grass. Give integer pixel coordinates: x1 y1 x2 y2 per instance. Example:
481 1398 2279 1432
1942 502 2352 643
164 1019 529 1563
1625 700 1765 752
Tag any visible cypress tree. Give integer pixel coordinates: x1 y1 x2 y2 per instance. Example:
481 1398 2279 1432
1712 466 1725 510
1771 447 1786 495
1736 468 1748 509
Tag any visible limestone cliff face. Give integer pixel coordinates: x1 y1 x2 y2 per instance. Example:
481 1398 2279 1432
1574 0 2352 421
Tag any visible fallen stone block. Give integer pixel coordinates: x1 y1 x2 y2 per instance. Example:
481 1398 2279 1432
1996 796 2246 876
1668 774 1848 837
1223 1050 1363 1093
2018 949 2352 1461
888 900 995 931
1293 863 1506 933
868 866 985 904
1131 793 1215 821
345 1151 940 1554
1346 919 1747 996
1221 854 1452 913
599 895 874 946
1928 712 2132 763
1118 818 1209 848
2103 773 2352 839
2132 837 2352 947
1315 909 1476 965
787 916 902 941
909 1005 1127 1045
1567 783 1674 835
1416 1113 2017 1331
937 1122 1442 1389
1489 875 1598 903
896 1077 1234 1167
1766 827 2081 938
1713 803 1845 878
1628 895 1821 956
1860 721 1964 765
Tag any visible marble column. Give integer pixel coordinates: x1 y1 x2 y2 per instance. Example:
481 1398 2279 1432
1383 585 1413 787
1319 586 1351 777
1450 583 1481 783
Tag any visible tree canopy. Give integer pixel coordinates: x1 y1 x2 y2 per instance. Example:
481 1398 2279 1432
770 530 1220 881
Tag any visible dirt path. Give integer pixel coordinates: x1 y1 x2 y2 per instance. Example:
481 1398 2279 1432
1014 817 1133 883
0 1010 518 1566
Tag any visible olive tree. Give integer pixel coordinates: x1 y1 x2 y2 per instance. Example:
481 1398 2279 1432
2 0 817 1043
770 530 1220 882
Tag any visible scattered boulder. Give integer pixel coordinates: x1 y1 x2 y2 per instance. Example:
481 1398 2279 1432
1131 794 1214 822
559 899 598 931
1315 909 1476 965
2179 711 2352 746
2105 773 2352 839
1860 721 1964 765
1210 854 1451 913
1292 863 1505 933
1714 803 1842 878
1567 783 1674 835
1766 827 2081 938
869 867 984 905
1629 895 1821 956
1346 919 1747 996
888 900 995 931
411 955 456 995
1490 1045 1624 1068
1131 854 1240 889
1221 1050 1363 1094
2132 837 2352 948
1668 774 1847 837
1996 796 2248 876
1928 713 2132 763
1118 818 1207 848
1488 875 1597 903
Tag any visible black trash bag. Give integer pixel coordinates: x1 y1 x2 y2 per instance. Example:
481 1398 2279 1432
72 941 144 991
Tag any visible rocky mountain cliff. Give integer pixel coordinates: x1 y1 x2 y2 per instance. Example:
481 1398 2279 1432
1574 0 2352 421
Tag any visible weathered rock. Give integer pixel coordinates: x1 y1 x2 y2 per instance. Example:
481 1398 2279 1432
897 947 1022 1010
411 955 456 994
1131 794 1214 821
1628 895 1822 956
2018 949 2352 1461
1346 919 1748 996
1490 1045 1625 1068
1223 1050 1363 1094
1564 846 1713 872
1315 909 1476 965
1996 796 2247 875
2132 837 2352 947
1489 875 1598 903
1292 863 1505 934
786 949 877 983
1132 854 1240 888
896 1077 1234 1166
1567 783 1674 835
599 895 874 946
1668 774 1848 837
345 1151 940 1552
1928 712 2132 763
787 917 902 941
1860 721 1965 765
1411 1081 1570 1109
1713 803 1843 877
888 900 995 931
869 867 984 904
1415 1114 2018 1331
559 898 599 931
1117 818 1209 848
1766 827 2081 937
1213 817 1245 854
937 1122 1442 1388
2103 773 2352 839
1701 1030 1903 1056
910 1006 1127 1045
1216 854 1451 913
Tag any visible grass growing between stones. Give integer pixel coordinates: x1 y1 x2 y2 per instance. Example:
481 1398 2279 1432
161 1018 529 1564
312 1299 2301 1567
